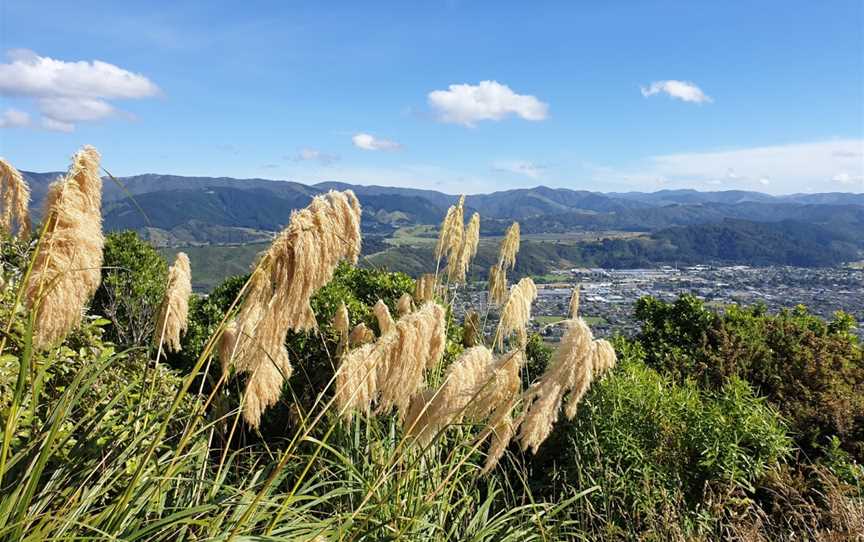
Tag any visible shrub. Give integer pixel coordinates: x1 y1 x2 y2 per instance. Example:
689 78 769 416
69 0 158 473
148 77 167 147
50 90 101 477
525 341 791 539
635 294 864 461
91 230 168 347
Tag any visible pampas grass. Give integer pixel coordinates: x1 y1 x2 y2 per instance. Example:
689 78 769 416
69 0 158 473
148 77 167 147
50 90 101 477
449 211 480 283
435 196 465 266
496 277 538 349
397 293 413 316
154 252 192 353
333 301 350 336
592 338 617 377
498 222 520 270
25 146 104 349
0 158 31 239
415 273 437 302
224 190 362 427
517 318 594 454
405 345 523 471
488 265 508 306
374 299 394 335
569 284 580 318
336 301 446 420
349 323 374 346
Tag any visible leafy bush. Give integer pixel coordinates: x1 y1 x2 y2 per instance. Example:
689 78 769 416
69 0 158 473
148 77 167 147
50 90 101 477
91 230 168 347
525 341 791 539
635 294 864 461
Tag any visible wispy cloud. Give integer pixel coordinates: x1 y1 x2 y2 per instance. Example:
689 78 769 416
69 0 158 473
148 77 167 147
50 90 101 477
492 160 545 179
0 49 160 131
352 132 401 151
428 80 548 126
0 108 30 128
292 147 339 165
640 80 712 104
590 139 864 192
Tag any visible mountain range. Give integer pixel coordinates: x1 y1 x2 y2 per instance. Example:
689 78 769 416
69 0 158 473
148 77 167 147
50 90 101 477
21 171 864 247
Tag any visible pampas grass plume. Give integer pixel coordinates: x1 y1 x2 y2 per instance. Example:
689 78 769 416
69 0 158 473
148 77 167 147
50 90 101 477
435 195 465 265
333 301 350 336
0 157 31 238
226 189 362 427
155 252 192 353
349 323 374 346
496 277 537 349
497 222 520 270
25 146 104 349
517 317 594 454
414 273 437 302
397 292 413 316
488 265 508 306
373 299 394 336
449 211 480 283
569 284 580 318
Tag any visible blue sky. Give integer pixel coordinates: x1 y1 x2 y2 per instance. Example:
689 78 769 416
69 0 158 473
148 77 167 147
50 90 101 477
1 0 862 194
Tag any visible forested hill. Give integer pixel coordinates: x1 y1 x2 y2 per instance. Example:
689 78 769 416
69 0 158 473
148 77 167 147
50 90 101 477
19 171 864 269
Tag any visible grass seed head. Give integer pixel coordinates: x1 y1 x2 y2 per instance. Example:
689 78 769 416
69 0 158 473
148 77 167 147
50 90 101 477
154 252 192 353
25 146 104 349
0 157 31 238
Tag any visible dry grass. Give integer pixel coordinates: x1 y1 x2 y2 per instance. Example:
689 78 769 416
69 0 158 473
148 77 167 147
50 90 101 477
25 146 104 349
414 273 437 303
154 252 191 353
0 157 31 239
488 265 508 306
397 293 413 316
498 222 520 271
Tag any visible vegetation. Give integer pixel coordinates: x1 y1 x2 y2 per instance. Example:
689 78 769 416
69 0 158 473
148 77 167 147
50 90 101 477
1 151 861 540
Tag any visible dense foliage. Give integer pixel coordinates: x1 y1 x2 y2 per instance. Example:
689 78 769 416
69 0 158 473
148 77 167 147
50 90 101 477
92 230 168 347
635 294 864 461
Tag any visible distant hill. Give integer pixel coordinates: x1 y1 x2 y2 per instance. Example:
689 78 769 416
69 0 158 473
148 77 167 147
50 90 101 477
20 171 864 256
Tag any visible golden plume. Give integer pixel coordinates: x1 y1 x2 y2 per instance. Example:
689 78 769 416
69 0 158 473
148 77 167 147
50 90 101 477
0 158 31 238
404 345 524 473
435 195 465 265
497 222 520 270
568 284 581 318
495 277 537 349
335 301 446 420
487 265 508 306
517 318 594 454
397 292 414 316
373 299 394 336
333 301 350 336
448 211 480 283
349 323 375 346
414 273 437 302
25 146 104 349
154 252 192 353
224 190 362 427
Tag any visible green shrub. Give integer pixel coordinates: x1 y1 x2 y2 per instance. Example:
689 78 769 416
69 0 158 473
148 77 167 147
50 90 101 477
91 231 168 348
635 294 864 461
525 341 791 539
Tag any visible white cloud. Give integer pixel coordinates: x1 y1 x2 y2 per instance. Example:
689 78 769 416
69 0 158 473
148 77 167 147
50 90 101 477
428 80 548 126
640 80 712 104
352 133 401 151
590 139 864 193
833 172 864 186
0 49 160 131
492 160 544 179
293 147 339 165
0 108 30 128
41 117 74 132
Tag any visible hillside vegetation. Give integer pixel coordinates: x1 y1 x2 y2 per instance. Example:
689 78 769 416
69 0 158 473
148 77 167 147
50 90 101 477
1 151 861 540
